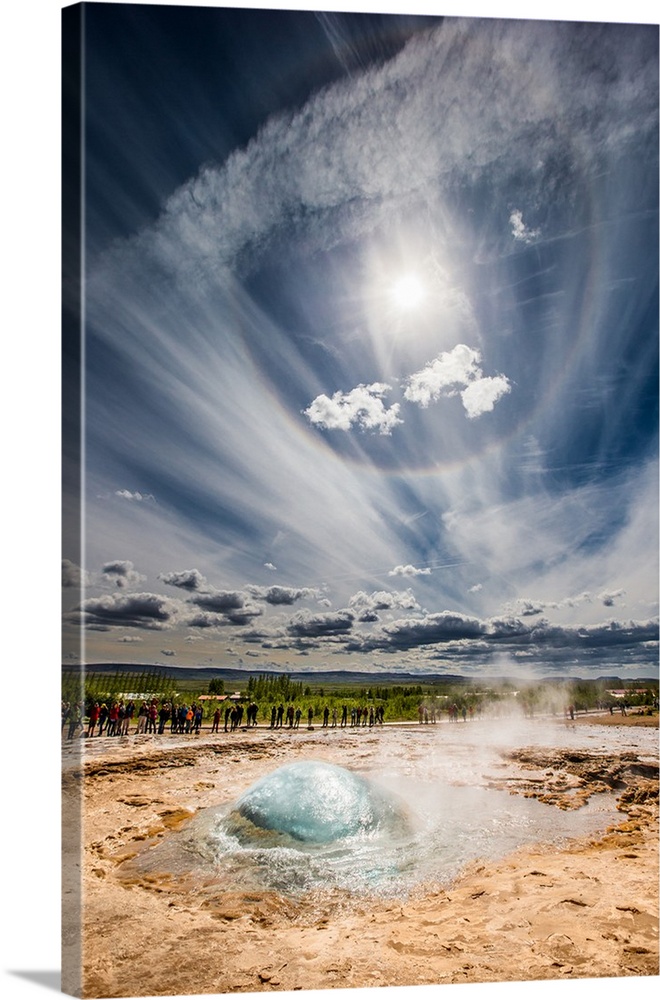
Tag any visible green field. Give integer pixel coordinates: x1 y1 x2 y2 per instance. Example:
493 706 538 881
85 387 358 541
62 667 658 727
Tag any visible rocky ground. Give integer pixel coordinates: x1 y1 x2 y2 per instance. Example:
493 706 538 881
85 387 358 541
61 712 659 998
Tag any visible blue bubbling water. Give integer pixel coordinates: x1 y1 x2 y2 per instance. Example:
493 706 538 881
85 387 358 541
125 721 656 901
207 760 413 894
196 752 619 899
228 760 408 844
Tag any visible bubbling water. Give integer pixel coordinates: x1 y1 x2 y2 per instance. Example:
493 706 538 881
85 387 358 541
208 759 413 894
123 721 652 901
198 751 618 899
227 760 409 845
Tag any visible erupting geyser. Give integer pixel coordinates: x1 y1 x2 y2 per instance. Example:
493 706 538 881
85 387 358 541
228 760 405 844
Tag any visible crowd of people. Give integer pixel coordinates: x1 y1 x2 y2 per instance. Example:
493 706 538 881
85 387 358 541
268 703 386 728
62 691 655 740
62 698 207 738
61 697 391 738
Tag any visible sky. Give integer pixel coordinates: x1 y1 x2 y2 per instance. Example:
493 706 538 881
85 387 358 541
61 2 659 679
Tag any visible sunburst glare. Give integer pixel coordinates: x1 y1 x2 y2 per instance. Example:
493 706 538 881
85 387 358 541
391 273 426 310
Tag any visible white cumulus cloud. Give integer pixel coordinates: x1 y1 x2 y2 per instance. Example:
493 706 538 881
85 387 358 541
510 208 541 243
389 564 431 577
461 374 511 418
305 382 402 435
405 345 510 418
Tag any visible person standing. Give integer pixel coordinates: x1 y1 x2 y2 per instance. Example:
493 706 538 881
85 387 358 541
124 700 135 734
158 701 170 735
68 702 83 740
136 702 147 734
88 702 100 737
211 707 221 733
116 702 126 735
147 700 158 734
107 702 120 737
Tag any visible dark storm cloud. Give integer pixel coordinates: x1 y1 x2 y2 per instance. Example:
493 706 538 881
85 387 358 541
377 611 486 649
485 616 538 639
287 609 355 638
185 605 263 628
344 610 658 659
75 592 179 630
185 612 228 629
245 584 321 605
225 607 264 626
62 559 88 588
101 560 145 589
522 618 659 650
184 586 264 627
188 589 247 612
159 568 208 591
239 628 276 644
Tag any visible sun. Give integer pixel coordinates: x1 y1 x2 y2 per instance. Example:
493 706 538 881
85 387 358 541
391 273 426 310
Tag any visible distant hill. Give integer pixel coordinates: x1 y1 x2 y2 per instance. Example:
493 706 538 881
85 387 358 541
63 662 466 687
62 663 657 689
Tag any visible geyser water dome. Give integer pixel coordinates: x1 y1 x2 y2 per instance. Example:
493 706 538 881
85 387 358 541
229 760 405 844
122 726 633 899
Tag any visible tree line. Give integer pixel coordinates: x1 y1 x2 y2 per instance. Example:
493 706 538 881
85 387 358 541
62 668 658 725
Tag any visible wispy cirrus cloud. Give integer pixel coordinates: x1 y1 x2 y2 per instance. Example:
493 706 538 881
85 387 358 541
69 14 657 677
114 489 155 502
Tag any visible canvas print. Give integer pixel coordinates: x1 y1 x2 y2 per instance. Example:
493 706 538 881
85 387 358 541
61 3 659 998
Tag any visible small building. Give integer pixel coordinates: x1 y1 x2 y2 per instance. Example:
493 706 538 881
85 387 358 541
198 691 242 702
606 689 646 699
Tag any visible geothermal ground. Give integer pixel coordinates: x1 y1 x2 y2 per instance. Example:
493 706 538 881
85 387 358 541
62 713 659 998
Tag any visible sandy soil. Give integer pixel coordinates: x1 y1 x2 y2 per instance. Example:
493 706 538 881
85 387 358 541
62 713 659 999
